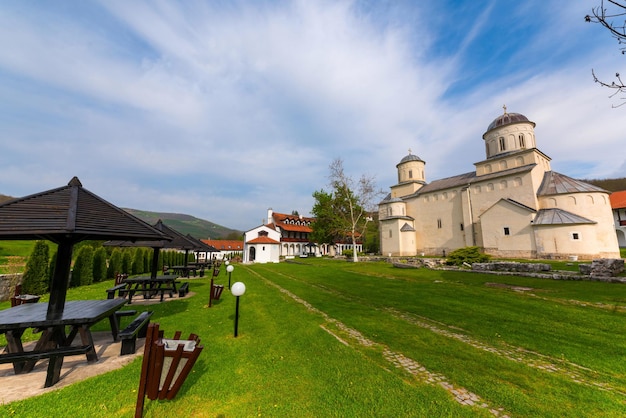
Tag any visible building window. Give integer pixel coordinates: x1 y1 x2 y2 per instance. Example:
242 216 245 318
408 169 413 179
389 230 392 238
503 227 510 236
437 219 442 229
499 137 506 151
519 134 525 148
572 232 580 240
460 223 464 231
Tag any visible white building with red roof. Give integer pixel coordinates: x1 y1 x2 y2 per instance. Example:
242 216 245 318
243 209 364 263
610 190 626 247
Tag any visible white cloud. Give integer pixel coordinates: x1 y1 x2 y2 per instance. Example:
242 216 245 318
0 0 624 231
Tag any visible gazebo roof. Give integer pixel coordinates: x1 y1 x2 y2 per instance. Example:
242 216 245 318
0 177 167 243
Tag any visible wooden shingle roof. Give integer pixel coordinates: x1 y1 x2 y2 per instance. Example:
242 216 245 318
0 177 167 243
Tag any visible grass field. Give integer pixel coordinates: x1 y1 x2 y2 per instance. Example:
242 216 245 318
1 258 626 417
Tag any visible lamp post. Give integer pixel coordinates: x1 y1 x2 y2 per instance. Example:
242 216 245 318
231 282 246 337
226 264 234 289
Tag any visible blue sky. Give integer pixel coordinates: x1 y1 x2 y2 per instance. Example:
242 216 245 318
1 0 624 232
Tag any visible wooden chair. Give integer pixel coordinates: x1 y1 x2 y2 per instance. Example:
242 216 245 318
10 285 22 307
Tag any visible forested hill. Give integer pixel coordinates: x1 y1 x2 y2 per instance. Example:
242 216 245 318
583 177 626 192
122 209 242 240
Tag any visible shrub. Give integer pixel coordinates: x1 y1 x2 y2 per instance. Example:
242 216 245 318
92 247 107 282
446 246 490 267
22 240 49 295
71 245 94 287
107 248 122 279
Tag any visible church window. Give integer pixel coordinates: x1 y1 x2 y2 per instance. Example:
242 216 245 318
499 160 508 170
503 227 510 236
460 223 464 231
518 134 525 148
499 137 506 151
409 170 413 179
437 219 442 229
389 230 392 238
572 232 580 240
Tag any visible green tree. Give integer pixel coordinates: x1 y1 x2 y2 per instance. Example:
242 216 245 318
22 240 49 295
121 249 132 275
92 247 107 282
107 248 122 279
311 158 384 262
71 245 94 287
132 248 144 275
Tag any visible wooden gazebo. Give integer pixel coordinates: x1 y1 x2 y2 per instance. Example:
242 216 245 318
0 177 169 320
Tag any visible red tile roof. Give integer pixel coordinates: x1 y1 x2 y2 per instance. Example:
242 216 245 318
201 239 244 251
271 212 313 233
247 236 280 244
610 190 626 209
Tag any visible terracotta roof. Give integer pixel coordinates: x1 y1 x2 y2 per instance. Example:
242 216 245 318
610 190 626 209
271 211 313 233
537 171 607 196
0 176 167 243
201 239 244 251
247 236 280 244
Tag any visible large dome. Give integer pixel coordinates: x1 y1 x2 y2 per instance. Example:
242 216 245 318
486 112 533 132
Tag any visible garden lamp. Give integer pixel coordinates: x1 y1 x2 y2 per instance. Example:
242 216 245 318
231 281 246 337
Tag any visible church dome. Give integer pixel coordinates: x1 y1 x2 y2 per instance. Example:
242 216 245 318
486 111 534 132
398 152 424 165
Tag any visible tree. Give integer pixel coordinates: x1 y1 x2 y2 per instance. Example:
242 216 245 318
22 240 49 295
71 245 94 287
92 247 107 282
312 158 384 262
586 1 626 105
107 247 122 279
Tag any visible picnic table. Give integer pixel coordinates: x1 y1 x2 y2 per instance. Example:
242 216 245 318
122 276 180 304
0 298 128 386
169 265 198 277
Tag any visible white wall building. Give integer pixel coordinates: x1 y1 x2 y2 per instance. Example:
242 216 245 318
379 109 620 260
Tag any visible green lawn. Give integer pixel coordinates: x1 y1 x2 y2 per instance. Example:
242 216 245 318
1 259 626 417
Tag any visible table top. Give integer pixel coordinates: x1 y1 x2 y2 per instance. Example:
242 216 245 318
124 275 177 284
0 298 128 331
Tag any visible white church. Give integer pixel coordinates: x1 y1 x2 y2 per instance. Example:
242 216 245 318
379 108 620 260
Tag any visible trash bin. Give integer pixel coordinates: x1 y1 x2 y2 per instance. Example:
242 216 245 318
211 284 224 300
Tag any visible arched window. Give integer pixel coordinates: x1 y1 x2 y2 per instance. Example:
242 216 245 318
518 134 525 148
408 170 413 179
499 137 506 151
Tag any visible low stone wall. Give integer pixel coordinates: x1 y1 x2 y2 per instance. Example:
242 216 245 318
472 262 551 273
0 273 22 302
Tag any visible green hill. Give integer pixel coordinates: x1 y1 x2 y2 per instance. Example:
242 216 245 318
122 209 242 240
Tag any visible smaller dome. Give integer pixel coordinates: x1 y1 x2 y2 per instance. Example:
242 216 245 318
486 111 533 132
398 152 424 165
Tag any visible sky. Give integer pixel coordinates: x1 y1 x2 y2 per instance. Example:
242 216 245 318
1 0 625 232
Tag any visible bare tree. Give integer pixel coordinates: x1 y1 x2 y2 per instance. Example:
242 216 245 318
587 1 626 106
327 158 383 262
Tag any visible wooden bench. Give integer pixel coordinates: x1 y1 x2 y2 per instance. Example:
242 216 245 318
0 345 93 387
106 283 128 299
178 282 189 297
119 311 154 355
